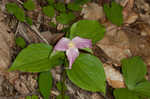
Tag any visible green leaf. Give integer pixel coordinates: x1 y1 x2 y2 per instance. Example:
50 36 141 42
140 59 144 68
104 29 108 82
67 53 106 93
6 3 25 22
134 81 150 97
39 71 52 99
121 56 147 90
49 51 65 68
49 22 57 27
56 82 67 91
32 95 38 99
74 0 90 5
42 6 55 17
26 96 32 99
26 17 33 25
15 37 26 48
55 2 66 12
70 20 106 44
9 43 53 72
23 0 35 10
80 48 93 54
67 3 81 11
47 0 54 4
103 2 123 26
114 88 140 99
56 95 70 99
56 12 75 24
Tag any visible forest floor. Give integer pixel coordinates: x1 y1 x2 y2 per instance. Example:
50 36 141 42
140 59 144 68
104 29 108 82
0 0 150 99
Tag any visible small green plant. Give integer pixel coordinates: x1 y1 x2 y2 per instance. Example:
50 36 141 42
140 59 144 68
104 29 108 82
23 0 35 10
56 12 75 24
114 56 150 99
42 5 55 17
6 3 25 22
15 37 26 48
104 1 123 26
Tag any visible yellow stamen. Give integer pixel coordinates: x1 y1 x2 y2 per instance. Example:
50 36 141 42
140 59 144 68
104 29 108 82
68 42 75 48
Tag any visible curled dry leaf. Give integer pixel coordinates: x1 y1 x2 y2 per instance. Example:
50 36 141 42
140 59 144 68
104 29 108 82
104 64 125 88
119 0 138 25
96 24 132 66
123 11 138 25
81 3 105 21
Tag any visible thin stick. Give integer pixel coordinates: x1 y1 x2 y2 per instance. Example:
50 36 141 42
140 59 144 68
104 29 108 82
17 0 23 5
31 25 49 45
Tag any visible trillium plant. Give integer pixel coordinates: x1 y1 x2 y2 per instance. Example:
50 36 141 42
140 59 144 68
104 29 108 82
9 20 107 99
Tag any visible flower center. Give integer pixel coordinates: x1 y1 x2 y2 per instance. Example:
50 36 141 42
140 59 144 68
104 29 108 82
68 41 75 48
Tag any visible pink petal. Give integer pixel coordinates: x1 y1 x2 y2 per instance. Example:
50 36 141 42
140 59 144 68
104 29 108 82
72 36 92 49
66 48 79 69
54 38 70 51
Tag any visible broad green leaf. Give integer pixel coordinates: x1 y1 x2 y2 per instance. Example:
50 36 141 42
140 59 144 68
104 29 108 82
49 51 65 68
103 2 123 26
70 20 106 44
134 81 150 97
56 95 70 99
42 6 55 17
114 88 140 99
15 37 26 48
67 53 106 93
26 17 33 25
39 71 52 99
9 43 53 72
55 2 66 12
6 3 25 22
67 3 81 11
121 56 147 90
47 0 54 4
23 0 35 10
56 12 75 24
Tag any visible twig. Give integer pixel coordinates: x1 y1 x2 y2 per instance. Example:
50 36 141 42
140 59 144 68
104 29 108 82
15 21 20 36
31 25 49 45
16 0 23 5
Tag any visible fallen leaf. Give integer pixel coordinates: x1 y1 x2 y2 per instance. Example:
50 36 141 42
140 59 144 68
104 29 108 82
104 64 125 88
81 3 105 21
97 24 132 65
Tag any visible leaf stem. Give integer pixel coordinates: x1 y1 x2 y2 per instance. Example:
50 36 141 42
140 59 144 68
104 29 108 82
61 68 66 99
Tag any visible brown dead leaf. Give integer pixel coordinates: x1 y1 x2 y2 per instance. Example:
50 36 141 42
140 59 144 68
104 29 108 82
104 64 125 88
81 3 105 21
123 11 138 25
97 24 132 65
